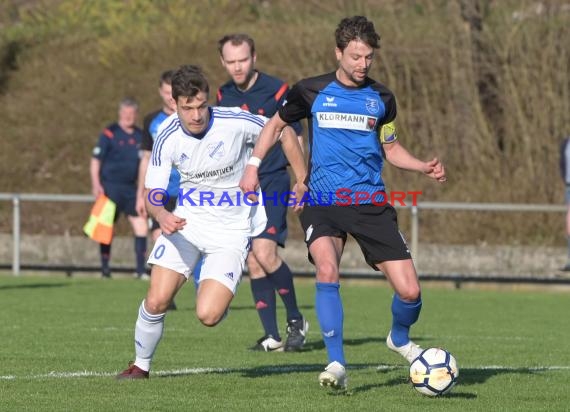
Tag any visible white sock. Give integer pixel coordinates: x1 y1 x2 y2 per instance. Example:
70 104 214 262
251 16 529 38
133 300 166 372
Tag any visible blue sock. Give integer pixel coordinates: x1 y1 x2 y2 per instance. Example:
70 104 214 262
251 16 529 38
192 256 203 290
390 294 422 347
134 236 147 275
267 262 302 322
316 282 345 366
251 277 280 339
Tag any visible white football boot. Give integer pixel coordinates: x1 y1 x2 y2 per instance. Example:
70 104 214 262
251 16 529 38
386 331 423 364
318 361 347 390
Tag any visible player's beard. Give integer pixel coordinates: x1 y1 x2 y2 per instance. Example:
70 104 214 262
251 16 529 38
337 65 367 87
235 70 257 90
350 69 367 85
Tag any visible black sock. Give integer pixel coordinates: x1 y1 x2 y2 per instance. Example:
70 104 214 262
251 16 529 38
100 243 111 274
267 262 302 322
250 277 279 339
135 236 147 274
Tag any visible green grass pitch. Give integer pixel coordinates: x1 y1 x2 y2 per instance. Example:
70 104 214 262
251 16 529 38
1 274 568 411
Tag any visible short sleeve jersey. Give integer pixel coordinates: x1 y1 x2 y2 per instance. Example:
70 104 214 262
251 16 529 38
142 109 181 197
217 72 301 178
146 107 267 236
278 72 397 204
92 123 142 186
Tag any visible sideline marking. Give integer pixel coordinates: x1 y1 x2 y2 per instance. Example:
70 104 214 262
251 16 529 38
1 364 569 380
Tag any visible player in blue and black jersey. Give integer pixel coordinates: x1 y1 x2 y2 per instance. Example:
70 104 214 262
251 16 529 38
241 16 447 390
90 97 148 279
136 70 178 243
135 70 182 309
216 34 308 352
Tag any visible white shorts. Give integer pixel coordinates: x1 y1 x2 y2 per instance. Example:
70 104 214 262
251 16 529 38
147 230 250 294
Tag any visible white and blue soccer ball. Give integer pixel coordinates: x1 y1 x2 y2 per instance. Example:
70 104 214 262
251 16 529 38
409 348 458 396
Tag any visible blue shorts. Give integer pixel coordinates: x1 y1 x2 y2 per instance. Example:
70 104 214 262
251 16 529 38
565 186 570 204
257 171 290 247
103 183 137 219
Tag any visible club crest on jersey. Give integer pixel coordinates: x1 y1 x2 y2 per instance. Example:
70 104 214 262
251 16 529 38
365 97 380 114
208 141 225 159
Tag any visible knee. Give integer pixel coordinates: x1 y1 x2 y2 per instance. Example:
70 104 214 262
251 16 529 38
247 254 264 277
252 248 279 270
398 285 421 302
196 307 225 327
144 297 169 315
316 262 339 283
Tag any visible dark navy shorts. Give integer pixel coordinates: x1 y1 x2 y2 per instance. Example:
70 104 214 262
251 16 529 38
103 183 137 220
299 204 412 269
257 171 290 247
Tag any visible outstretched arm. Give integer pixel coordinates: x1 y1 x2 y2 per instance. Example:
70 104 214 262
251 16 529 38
383 141 446 182
240 113 307 208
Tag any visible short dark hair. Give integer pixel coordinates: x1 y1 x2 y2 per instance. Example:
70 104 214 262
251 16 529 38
159 69 175 86
217 33 255 56
335 16 380 51
171 65 209 101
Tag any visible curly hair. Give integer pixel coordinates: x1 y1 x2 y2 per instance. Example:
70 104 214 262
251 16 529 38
335 16 381 51
171 65 210 101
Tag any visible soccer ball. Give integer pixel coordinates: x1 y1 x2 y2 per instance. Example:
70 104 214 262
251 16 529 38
409 348 458 396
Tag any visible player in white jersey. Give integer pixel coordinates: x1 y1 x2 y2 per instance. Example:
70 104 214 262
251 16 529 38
117 65 304 379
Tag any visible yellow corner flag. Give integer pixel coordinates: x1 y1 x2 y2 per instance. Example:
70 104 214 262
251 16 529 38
83 195 116 245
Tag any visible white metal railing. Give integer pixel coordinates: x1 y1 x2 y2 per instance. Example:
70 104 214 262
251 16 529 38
0 193 566 276
0 193 93 275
